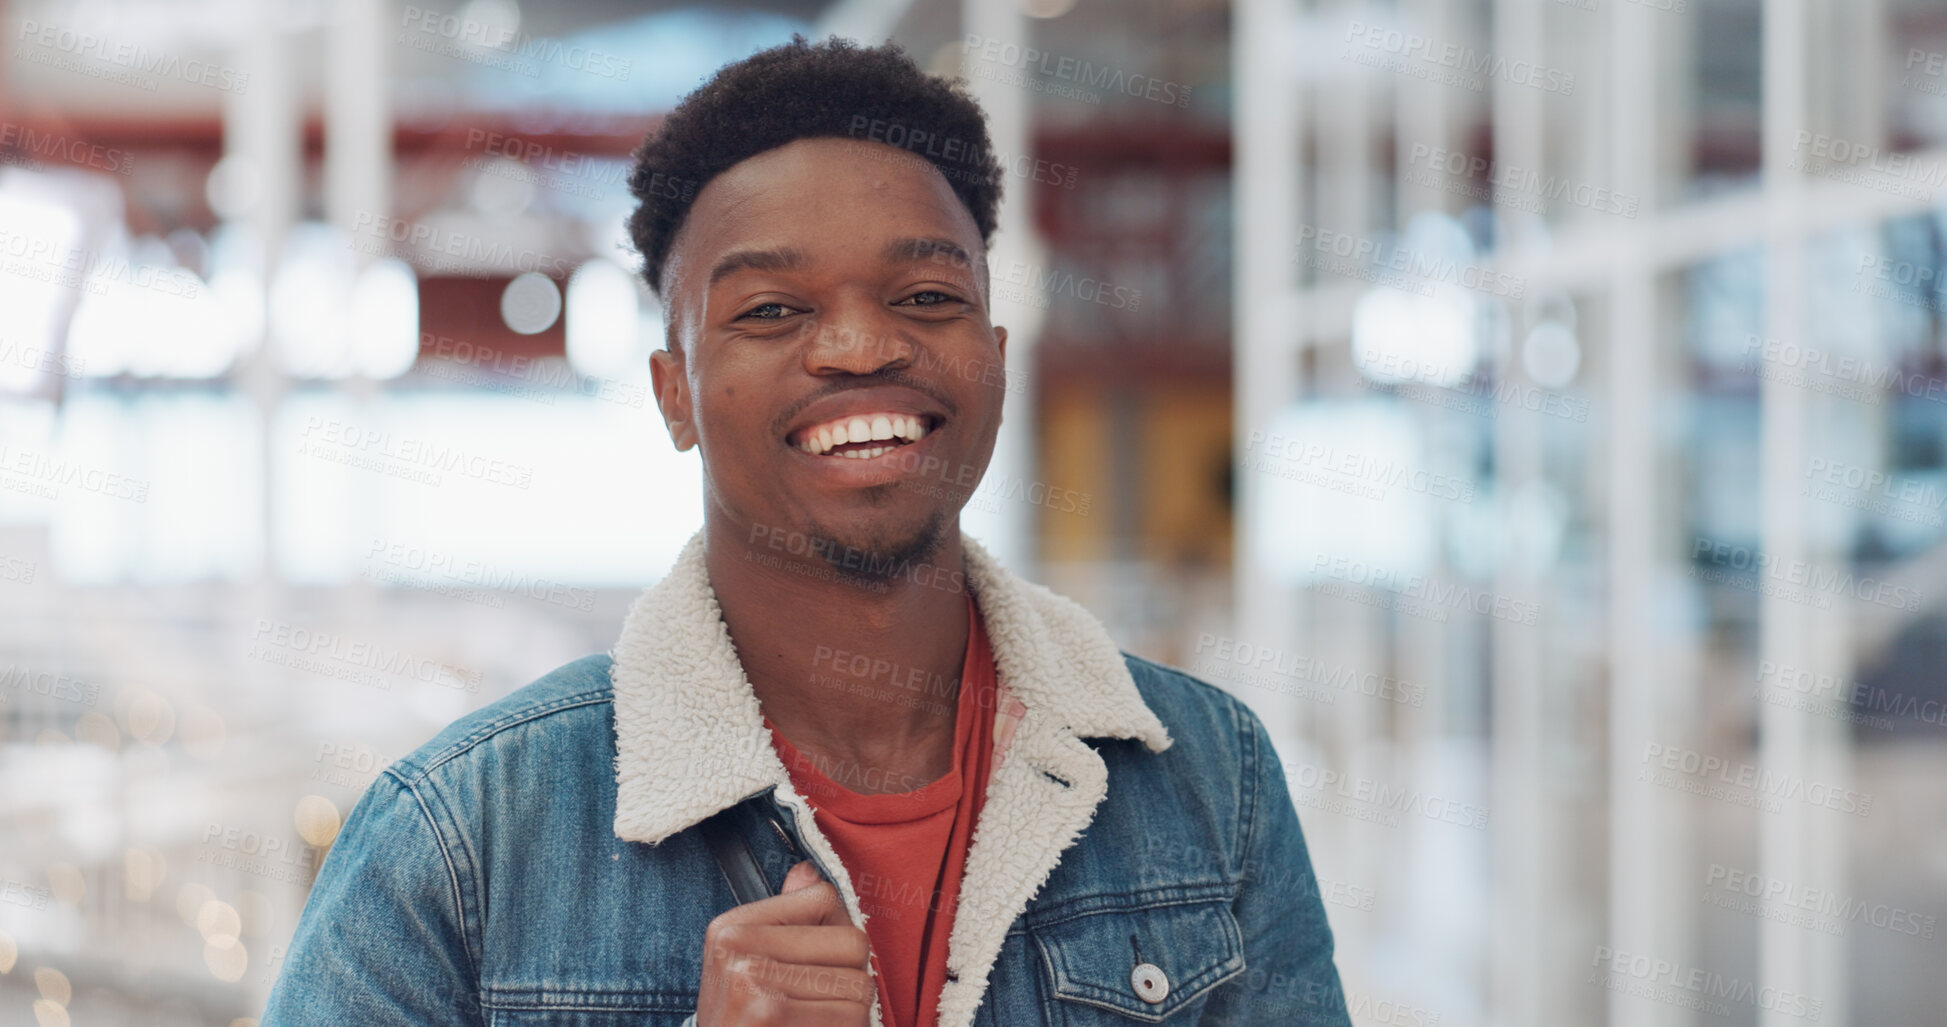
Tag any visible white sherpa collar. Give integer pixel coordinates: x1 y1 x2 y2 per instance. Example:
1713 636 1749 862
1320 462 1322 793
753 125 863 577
609 527 1171 846
609 527 1172 1027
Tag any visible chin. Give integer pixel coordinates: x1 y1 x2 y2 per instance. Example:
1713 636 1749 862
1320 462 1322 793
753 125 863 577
803 506 952 581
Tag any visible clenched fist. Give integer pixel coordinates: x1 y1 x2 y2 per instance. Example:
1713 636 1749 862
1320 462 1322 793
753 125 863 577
695 860 876 1026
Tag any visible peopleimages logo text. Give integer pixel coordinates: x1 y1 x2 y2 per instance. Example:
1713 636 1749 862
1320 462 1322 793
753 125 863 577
1191 634 1425 706
398 5 631 79
1640 742 1874 816
250 619 481 692
961 35 1192 108
1705 863 1936 940
0 122 133 175
1283 761 1489 830
1691 536 1922 612
1589 947 1822 1021
1342 21 1574 94
1311 554 1537 625
16 19 250 92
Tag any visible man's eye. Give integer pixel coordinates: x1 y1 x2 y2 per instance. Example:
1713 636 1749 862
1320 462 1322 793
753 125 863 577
899 291 958 307
738 303 795 320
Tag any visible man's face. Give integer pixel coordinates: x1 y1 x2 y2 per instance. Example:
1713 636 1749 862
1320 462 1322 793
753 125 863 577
650 137 1008 570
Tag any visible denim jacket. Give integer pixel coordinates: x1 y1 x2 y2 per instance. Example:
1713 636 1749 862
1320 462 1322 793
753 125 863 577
260 532 1352 1026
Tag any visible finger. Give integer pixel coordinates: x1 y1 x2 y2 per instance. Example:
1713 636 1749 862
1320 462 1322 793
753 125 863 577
710 923 871 970
785 879 855 927
781 860 821 894
775 998 873 1027
728 996 871 1027
717 878 854 928
728 956 875 1007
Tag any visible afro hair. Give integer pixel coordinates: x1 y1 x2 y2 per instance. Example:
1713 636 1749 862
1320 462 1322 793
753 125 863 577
624 35 1004 297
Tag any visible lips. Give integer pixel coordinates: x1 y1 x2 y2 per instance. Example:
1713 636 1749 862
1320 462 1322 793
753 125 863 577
793 412 933 458
781 384 950 467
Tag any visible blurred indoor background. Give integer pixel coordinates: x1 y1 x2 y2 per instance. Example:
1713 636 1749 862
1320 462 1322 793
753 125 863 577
1 0 1943 1024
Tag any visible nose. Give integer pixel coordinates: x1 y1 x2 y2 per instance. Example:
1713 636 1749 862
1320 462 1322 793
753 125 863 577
802 300 915 376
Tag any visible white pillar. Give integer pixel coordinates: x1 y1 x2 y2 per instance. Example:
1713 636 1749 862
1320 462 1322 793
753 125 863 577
225 2 302 1008
224 5 299 587
1604 2 1667 1024
1488 1 1547 1023
324 0 391 675
1321 0 1382 981
1232 0 1307 761
1759 2 1816 1022
1321 0 1373 239
326 0 390 243
959 0 1042 573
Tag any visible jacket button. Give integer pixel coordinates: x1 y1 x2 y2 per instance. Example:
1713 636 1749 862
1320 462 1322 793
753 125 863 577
1130 962 1169 1004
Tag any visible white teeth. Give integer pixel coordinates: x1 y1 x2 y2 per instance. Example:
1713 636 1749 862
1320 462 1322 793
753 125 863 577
797 412 934 455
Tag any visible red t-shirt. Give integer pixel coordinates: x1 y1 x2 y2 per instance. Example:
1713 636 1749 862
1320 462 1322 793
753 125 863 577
765 598 998 1027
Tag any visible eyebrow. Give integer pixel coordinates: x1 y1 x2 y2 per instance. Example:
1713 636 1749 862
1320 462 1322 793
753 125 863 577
884 237 973 270
706 238 974 287
708 246 807 286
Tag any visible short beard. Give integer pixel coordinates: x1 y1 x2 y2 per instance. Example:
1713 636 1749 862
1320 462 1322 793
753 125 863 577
807 502 952 584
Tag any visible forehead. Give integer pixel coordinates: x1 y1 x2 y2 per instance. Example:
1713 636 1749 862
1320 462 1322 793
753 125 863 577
667 137 982 290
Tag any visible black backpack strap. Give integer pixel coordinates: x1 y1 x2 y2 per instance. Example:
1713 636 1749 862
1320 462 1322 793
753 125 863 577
697 805 773 906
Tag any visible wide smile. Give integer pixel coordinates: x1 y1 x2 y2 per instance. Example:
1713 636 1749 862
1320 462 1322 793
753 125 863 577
790 411 937 459
780 411 951 488
776 383 956 487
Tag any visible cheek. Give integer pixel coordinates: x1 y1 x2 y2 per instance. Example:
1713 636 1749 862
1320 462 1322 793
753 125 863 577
691 353 775 441
696 380 756 437
965 380 1009 436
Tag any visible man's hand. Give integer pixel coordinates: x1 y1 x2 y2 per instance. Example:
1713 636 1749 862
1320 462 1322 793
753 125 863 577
696 860 875 1026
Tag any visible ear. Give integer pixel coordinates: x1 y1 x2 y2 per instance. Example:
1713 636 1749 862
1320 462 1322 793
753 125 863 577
650 346 697 452
992 325 1009 423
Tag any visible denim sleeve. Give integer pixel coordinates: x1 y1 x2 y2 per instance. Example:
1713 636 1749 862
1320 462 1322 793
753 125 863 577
1200 704 1353 1026
260 772 484 1026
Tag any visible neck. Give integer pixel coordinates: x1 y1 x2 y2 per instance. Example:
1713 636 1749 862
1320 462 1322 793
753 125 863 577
705 517 973 794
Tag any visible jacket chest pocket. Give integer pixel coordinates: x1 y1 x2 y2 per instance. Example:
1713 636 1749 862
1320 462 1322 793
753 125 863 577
1030 896 1246 1023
